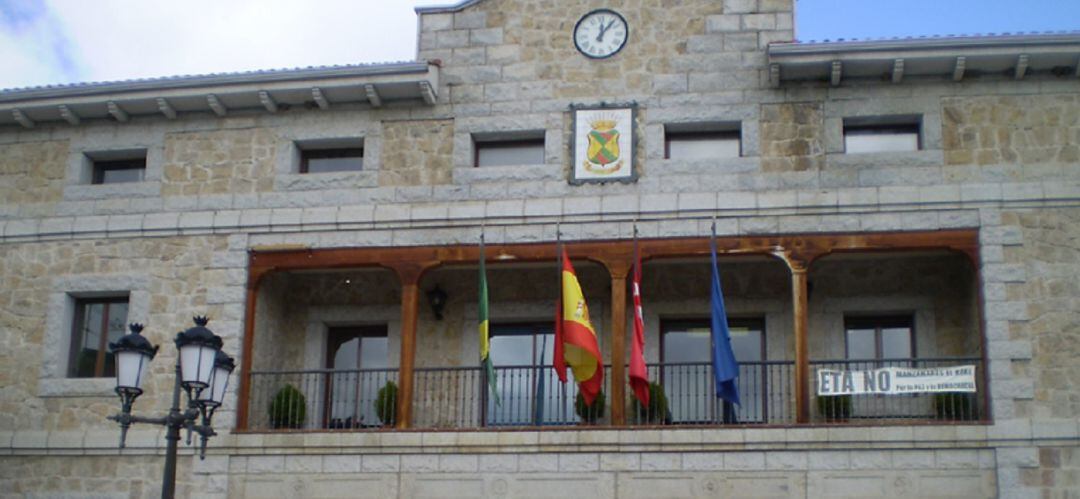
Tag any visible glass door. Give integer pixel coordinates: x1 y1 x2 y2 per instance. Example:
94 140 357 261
325 326 388 428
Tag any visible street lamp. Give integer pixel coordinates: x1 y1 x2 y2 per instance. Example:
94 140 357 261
107 317 234 499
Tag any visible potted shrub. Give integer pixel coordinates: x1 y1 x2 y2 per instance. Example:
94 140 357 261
374 381 398 427
575 390 606 424
268 384 306 429
933 392 978 421
629 382 669 425
816 394 851 422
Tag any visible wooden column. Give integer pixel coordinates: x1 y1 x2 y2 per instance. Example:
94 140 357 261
602 259 632 426
788 258 811 424
389 262 435 429
236 264 267 430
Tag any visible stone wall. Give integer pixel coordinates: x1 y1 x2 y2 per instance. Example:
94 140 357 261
942 94 1080 167
380 119 455 186
760 103 824 172
162 128 278 196
0 140 68 217
0 236 229 433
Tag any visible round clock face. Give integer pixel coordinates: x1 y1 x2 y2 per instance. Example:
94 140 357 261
573 9 628 59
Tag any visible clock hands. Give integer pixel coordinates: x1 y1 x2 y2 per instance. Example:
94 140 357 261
595 17 617 43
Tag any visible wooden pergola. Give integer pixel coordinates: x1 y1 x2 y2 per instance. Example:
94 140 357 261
236 229 980 429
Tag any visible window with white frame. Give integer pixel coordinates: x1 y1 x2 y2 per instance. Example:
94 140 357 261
843 116 921 153
473 132 545 167
664 122 741 159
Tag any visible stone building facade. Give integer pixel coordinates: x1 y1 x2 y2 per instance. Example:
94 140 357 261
0 0 1078 497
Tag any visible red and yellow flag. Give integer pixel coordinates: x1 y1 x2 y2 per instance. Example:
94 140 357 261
553 248 604 405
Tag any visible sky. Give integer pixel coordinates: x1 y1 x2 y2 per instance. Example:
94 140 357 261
1 0 1078 91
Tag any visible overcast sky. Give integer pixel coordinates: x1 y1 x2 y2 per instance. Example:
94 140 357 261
1 0 1078 91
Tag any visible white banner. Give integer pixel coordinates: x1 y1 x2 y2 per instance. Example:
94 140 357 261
816 365 977 396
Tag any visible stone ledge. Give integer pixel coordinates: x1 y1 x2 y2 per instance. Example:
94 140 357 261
63 181 161 201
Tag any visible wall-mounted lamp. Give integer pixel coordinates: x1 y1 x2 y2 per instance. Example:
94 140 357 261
427 285 448 320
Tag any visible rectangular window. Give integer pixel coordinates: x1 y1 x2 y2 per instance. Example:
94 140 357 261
845 315 915 360
91 158 146 184
474 136 545 167
68 296 129 378
324 325 388 429
661 317 765 424
300 148 364 174
486 322 570 425
665 128 741 159
843 117 921 153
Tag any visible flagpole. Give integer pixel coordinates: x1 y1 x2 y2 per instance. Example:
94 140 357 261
555 223 567 422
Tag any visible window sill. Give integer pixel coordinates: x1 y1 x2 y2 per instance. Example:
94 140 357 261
63 181 161 201
274 171 377 191
654 156 758 175
38 377 115 398
826 150 943 168
453 164 561 184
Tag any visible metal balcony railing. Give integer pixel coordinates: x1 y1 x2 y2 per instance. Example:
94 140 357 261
244 357 985 431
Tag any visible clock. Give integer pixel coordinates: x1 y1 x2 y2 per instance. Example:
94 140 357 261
573 9 628 59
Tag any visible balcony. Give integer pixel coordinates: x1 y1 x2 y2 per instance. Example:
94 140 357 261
236 230 988 432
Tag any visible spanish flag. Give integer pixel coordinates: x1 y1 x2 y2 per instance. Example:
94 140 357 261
553 248 604 405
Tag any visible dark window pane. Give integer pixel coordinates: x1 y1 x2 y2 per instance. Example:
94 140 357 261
70 297 128 378
475 141 544 167
846 328 876 360
663 327 711 363
92 159 146 184
301 148 364 173
881 327 913 359
666 132 740 159
729 325 762 362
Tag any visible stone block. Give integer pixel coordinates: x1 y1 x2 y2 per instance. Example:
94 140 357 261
437 30 470 49
960 183 1002 202
322 455 361 473
757 190 797 209
742 13 776 30
558 453 599 472
687 35 725 54
479 454 518 472
178 211 215 230
487 199 524 217
716 191 756 210
997 447 1038 468
524 198 562 217
765 451 807 470
706 14 742 32
471 28 503 46
600 453 640 471
988 419 1032 440
519 454 558 472
107 214 143 232
453 10 486 29
984 300 1028 320
682 452 724 471
726 451 766 470
724 0 758 14
724 33 759 51
678 192 716 211
988 340 1033 360
247 456 285 473
421 13 453 31
284 455 321 473
641 453 682 471
401 454 439 472
363 455 401 472
980 226 1023 245
807 451 850 470
652 74 688 94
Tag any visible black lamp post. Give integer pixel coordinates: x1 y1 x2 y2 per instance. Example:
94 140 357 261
107 317 234 499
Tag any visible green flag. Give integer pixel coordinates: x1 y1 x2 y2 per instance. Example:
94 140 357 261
479 236 499 406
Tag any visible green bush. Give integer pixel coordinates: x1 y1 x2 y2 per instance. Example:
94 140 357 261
816 394 851 421
575 390 606 424
374 381 398 426
933 392 978 421
268 384 306 429
629 382 669 425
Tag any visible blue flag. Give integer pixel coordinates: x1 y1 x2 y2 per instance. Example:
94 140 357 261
710 230 740 407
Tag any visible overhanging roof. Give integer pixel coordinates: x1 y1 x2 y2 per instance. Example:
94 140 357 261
0 62 440 129
767 33 1080 86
